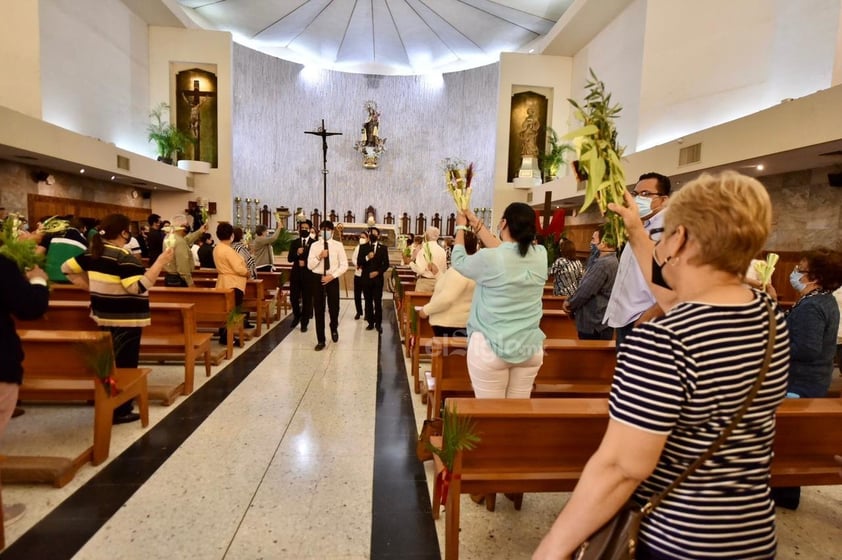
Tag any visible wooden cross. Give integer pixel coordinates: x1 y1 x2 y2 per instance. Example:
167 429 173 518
542 191 553 231
179 79 216 160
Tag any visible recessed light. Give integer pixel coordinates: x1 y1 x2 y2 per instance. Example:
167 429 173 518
111 175 116 180
529 49 535 54
756 164 764 171
79 168 85 174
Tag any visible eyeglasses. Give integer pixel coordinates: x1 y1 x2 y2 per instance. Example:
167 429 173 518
631 190 662 198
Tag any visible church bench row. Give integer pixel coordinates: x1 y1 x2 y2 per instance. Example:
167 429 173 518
407 304 579 398
426 337 616 421
17 331 151 468
15 301 212 404
439 397 842 560
50 284 242 363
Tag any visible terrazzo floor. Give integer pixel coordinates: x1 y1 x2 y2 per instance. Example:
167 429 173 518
0 298 839 559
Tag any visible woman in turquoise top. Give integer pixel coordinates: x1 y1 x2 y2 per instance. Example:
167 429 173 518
451 202 547 399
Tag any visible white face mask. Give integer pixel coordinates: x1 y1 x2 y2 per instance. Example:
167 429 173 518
309 232 316 239
359 238 368 245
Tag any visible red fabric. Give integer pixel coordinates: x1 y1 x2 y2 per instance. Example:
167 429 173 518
535 208 566 241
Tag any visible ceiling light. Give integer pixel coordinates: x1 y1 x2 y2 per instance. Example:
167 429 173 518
529 49 535 54
756 164 764 171
79 168 85 174
111 175 117 180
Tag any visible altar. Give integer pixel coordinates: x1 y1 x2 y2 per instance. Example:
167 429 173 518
338 223 400 248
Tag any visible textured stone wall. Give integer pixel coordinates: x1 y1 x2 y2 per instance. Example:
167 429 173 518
763 166 842 251
0 161 150 218
232 44 497 224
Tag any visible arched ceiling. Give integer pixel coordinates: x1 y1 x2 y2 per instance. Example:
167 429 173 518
174 0 575 75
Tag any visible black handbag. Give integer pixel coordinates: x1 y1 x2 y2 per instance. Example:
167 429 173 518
574 302 777 560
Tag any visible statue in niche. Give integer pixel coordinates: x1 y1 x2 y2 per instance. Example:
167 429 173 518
353 101 387 169
520 106 541 157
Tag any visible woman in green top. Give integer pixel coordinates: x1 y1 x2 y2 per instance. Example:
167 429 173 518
451 202 547 399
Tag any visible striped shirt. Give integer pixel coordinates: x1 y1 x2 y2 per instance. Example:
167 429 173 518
611 290 788 559
62 243 152 327
549 257 583 296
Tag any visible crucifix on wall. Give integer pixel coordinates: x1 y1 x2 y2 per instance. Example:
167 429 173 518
176 69 219 166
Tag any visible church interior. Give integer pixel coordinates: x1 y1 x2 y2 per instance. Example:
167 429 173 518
0 0 841 558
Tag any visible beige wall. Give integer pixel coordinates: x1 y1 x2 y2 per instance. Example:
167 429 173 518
0 0 41 118
148 26 233 229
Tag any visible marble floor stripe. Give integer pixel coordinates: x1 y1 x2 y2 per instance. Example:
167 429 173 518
370 306 440 559
0 321 296 560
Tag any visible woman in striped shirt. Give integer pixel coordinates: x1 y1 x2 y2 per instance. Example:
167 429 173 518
62 214 172 423
535 171 789 560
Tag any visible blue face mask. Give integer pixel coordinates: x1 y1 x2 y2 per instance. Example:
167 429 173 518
323 231 332 241
635 195 653 217
789 268 808 292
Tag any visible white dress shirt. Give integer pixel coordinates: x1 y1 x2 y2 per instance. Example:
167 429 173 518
410 241 447 279
602 210 665 327
307 237 349 278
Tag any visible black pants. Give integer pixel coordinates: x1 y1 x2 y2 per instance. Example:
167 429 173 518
290 268 313 325
432 325 466 337
363 274 384 327
104 326 142 417
256 264 273 272
311 273 340 343
578 328 614 341
615 322 635 350
353 275 365 316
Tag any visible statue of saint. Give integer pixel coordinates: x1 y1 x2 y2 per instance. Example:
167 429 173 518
363 103 380 147
519 106 540 157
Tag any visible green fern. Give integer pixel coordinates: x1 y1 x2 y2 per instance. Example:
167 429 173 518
226 306 245 328
427 405 481 472
0 214 45 272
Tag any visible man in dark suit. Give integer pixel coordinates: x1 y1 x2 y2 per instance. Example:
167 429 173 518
146 213 164 264
287 220 315 331
358 226 390 333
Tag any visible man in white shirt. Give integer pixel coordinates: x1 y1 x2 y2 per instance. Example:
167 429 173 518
410 226 447 292
307 221 348 351
603 172 671 348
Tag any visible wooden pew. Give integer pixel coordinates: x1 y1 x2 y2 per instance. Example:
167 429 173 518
14 301 211 404
403 291 432 358
427 337 616 420
18 330 151 466
439 397 842 560
540 310 577 339
148 287 241 363
48 283 89 301
242 278 269 336
257 270 288 320
542 294 567 310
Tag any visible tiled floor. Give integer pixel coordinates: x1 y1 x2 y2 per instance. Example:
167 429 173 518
1 298 840 559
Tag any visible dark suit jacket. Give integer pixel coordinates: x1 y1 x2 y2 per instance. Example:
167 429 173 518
287 237 315 272
357 242 390 280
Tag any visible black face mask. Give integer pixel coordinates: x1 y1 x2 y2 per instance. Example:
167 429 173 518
299 230 308 238
369 234 378 242
651 251 671 289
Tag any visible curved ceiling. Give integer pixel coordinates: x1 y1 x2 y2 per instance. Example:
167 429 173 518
175 0 574 75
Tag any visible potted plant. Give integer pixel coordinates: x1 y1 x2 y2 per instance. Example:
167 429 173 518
541 127 574 182
147 102 193 165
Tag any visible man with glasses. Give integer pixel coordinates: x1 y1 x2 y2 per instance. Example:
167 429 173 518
603 172 671 348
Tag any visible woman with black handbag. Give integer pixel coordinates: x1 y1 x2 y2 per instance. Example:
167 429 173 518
534 171 789 560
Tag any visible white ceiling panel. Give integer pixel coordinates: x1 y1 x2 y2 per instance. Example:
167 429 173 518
174 0 573 75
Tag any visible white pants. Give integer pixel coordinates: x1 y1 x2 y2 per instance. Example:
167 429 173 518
467 332 543 398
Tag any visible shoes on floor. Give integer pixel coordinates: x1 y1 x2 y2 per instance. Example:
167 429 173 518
314 342 326 351
375 324 383 334
354 313 361 320
113 412 141 425
366 324 375 331
301 324 308 333
331 330 339 342
290 316 300 328
3 503 25 526
12 407 25 418
243 322 255 329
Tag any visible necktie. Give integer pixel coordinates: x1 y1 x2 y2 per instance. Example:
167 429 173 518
323 240 330 274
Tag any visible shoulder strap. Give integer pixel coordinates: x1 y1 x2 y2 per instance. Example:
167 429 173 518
642 300 777 515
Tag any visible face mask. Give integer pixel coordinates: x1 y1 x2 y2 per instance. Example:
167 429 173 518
299 229 308 238
309 232 316 239
635 196 653 218
359 238 368 245
323 231 332 241
369 234 378 242
651 248 671 289
789 269 808 292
